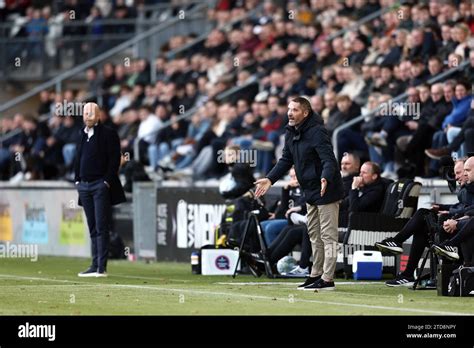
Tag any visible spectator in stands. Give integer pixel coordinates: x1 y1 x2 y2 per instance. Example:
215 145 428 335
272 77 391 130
375 158 473 286
407 27 437 63
408 58 430 86
453 23 471 59
425 99 474 161
401 83 452 176
438 24 457 61
349 34 370 66
463 49 474 82
373 64 404 96
326 94 361 137
136 105 161 166
37 90 53 116
109 85 132 119
218 145 255 200
340 66 366 100
25 8 47 62
427 56 444 80
441 79 472 131
86 68 101 101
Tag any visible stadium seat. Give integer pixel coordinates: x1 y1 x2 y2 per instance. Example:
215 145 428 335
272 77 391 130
342 179 422 278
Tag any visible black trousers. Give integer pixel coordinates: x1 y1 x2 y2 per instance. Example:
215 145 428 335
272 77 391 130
394 209 449 277
267 225 312 268
405 123 435 175
77 179 111 272
461 234 474 266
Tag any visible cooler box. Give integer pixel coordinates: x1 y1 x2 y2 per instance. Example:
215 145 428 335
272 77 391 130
201 249 240 275
352 250 383 280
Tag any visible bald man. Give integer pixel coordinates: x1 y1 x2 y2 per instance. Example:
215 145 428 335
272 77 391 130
433 157 474 262
74 103 126 277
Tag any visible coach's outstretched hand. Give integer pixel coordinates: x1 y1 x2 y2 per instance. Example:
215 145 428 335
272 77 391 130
254 178 271 197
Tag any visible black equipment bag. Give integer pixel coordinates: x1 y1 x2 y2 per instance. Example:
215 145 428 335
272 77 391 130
448 266 474 297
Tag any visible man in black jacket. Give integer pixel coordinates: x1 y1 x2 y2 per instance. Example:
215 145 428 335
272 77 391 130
74 103 126 277
255 97 344 291
375 158 473 286
340 152 361 216
349 161 385 213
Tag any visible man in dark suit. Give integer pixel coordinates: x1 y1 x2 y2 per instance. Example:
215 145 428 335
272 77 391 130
74 103 126 277
255 97 344 291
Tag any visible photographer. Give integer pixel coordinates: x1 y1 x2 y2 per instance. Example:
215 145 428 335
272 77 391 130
218 145 255 201
375 158 474 286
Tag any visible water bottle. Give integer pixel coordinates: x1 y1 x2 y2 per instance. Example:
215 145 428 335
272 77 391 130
191 251 201 274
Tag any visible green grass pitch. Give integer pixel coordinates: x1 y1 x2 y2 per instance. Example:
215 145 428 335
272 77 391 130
0 256 472 315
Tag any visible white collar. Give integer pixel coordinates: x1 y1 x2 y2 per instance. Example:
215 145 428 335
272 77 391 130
84 123 98 139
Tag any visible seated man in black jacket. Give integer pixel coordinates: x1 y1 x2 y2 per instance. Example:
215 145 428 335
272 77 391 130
349 161 386 213
376 158 474 287
340 152 361 216
432 156 474 262
219 145 255 200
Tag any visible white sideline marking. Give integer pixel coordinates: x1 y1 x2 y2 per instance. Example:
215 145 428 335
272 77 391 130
112 274 191 283
0 274 470 316
215 281 382 286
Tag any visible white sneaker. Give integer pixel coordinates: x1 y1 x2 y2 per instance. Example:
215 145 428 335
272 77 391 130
289 266 309 276
77 268 98 277
9 171 25 184
95 272 108 278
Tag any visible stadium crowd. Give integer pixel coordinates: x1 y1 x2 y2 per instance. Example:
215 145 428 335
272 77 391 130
1 0 473 184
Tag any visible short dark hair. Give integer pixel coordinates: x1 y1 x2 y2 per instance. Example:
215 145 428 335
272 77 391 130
456 79 472 92
291 97 313 115
365 161 381 177
429 56 442 64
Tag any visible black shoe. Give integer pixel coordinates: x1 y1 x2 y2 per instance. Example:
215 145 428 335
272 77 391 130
432 244 459 260
249 252 265 263
241 251 263 277
77 267 97 277
248 261 263 277
303 278 335 291
385 274 414 287
375 238 403 255
297 275 321 290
